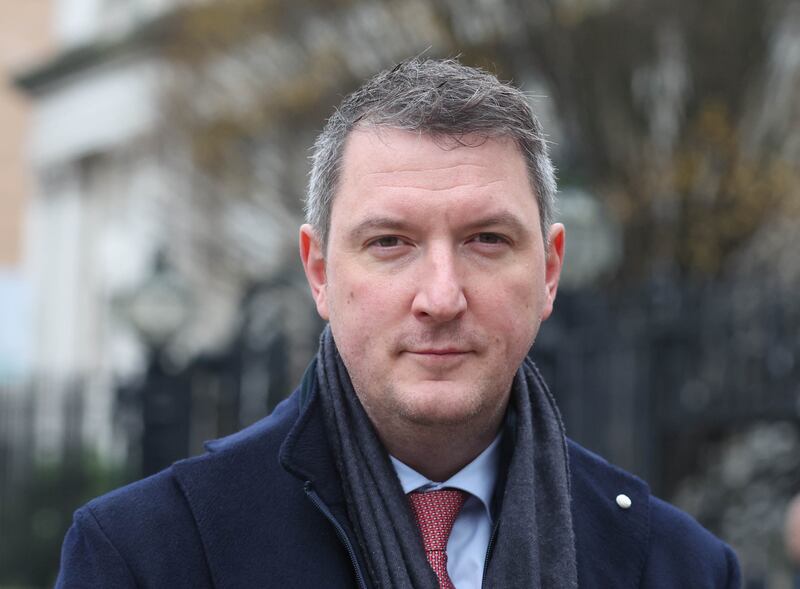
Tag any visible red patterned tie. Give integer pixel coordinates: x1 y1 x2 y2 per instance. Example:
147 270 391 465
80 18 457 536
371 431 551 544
408 489 468 589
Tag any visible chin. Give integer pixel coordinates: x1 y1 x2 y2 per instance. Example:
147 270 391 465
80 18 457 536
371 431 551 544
393 385 489 428
402 408 480 428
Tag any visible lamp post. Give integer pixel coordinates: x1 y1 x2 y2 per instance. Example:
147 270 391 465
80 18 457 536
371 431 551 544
116 251 192 476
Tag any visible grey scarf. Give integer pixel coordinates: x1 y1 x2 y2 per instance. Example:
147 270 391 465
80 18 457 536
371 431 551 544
315 326 577 588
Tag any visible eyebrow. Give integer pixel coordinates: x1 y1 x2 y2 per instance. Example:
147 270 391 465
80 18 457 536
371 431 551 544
349 217 414 242
348 211 532 242
461 212 530 236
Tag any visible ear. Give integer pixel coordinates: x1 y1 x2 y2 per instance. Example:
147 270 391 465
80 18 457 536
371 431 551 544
299 224 330 320
540 223 565 322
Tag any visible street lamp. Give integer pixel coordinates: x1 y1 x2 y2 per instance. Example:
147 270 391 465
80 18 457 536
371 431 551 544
115 250 193 475
119 251 191 355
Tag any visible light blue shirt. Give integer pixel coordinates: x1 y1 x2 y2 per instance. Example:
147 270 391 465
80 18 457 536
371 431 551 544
390 434 502 589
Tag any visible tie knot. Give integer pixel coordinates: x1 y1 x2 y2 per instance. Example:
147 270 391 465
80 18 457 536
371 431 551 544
408 488 468 552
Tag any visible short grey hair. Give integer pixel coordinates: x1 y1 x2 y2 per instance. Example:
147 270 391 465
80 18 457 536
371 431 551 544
305 58 557 251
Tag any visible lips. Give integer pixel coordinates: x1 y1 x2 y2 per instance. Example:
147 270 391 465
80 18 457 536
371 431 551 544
408 348 469 355
403 349 473 370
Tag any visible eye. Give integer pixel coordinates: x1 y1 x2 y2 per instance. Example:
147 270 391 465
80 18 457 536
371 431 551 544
369 236 403 248
471 233 509 245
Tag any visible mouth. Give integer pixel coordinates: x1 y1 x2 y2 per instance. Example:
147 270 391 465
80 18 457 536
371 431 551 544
403 348 473 368
406 348 471 355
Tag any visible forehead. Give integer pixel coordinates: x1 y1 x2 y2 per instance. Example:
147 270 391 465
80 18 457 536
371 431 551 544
340 127 525 180
325 128 542 251
334 127 535 209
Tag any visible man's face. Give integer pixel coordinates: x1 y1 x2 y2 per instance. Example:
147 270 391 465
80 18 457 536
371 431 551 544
301 128 564 435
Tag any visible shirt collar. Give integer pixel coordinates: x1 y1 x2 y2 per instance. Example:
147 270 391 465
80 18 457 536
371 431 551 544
390 433 502 520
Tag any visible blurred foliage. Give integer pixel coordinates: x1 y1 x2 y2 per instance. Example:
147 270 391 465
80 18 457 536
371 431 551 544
626 101 798 278
0 453 132 587
156 0 800 286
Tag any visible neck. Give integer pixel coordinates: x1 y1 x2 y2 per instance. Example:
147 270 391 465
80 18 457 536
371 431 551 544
371 406 507 483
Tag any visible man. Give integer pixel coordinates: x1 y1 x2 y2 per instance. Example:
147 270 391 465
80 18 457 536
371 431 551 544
56 58 740 588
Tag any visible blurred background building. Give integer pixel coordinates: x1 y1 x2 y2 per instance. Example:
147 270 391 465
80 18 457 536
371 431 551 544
1 0 799 586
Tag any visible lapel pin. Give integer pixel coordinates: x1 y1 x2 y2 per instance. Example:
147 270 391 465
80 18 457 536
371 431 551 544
616 494 632 509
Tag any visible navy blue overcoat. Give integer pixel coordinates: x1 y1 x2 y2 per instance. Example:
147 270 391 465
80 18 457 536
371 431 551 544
56 366 740 588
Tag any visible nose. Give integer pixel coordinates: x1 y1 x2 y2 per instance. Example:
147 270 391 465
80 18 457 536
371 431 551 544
411 246 467 322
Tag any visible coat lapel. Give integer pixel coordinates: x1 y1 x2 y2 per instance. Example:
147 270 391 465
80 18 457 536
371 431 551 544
569 441 651 587
171 364 359 588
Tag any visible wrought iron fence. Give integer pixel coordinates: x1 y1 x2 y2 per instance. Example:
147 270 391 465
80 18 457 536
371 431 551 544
533 282 800 494
0 378 131 587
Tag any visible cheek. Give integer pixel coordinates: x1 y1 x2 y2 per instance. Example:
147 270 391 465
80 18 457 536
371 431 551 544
328 275 405 347
342 273 409 315
475 273 541 315
477 277 542 344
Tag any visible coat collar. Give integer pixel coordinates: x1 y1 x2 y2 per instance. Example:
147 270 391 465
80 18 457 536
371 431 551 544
278 358 346 506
